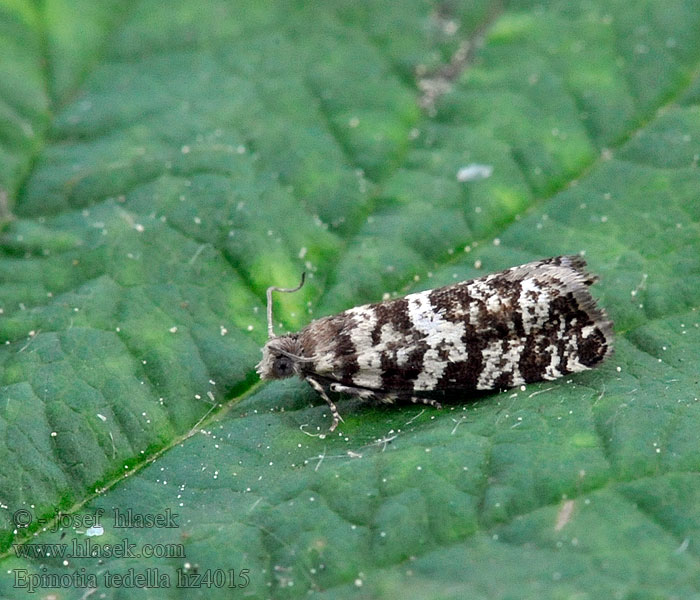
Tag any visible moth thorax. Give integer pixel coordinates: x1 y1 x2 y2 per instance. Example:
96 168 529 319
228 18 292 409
256 335 304 380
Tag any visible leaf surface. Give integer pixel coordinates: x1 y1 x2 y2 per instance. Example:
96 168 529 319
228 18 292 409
2 0 700 597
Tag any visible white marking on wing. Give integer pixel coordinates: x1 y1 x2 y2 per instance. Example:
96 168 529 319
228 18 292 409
477 338 523 389
347 305 383 389
581 325 595 338
406 291 469 391
519 277 552 335
543 316 568 379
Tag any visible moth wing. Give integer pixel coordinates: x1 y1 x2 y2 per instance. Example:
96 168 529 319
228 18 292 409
297 255 612 395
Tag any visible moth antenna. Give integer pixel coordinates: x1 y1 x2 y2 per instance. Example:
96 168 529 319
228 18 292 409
273 347 317 363
266 272 306 338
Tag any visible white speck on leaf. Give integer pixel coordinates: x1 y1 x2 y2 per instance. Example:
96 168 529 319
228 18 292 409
457 163 493 182
555 500 575 531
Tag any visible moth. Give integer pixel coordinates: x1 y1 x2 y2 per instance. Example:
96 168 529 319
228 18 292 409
256 256 613 431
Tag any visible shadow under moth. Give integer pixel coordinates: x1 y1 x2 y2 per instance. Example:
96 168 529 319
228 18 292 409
256 255 613 431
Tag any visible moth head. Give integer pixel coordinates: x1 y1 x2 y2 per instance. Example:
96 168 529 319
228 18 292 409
256 336 305 380
256 272 308 380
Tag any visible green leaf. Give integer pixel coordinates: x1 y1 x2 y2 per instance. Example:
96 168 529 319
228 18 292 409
2 0 700 598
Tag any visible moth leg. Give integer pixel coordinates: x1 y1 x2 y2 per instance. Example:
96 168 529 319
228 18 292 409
408 396 442 410
328 382 384 402
330 383 439 410
305 376 344 432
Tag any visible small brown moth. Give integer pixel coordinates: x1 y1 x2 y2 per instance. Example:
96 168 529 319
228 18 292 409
256 256 613 431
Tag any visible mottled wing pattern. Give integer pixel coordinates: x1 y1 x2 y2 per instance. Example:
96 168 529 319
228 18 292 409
298 256 612 394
